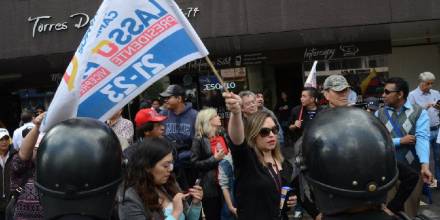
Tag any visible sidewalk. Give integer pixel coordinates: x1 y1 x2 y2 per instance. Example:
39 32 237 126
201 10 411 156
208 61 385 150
420 188 440 219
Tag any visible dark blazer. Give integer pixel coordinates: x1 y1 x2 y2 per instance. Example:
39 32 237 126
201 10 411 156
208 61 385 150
190 133 231 198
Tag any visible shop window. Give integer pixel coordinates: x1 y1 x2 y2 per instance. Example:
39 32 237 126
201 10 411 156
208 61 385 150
198 67 248 126
329 58 362 70
368 55 387 68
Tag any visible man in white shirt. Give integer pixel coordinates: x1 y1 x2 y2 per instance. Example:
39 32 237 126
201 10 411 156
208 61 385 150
408 72 440 181
12 110 34 150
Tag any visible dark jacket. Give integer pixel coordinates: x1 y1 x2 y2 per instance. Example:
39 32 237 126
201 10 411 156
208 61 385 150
0 146 16 212
229 139 295 220
160 103 198 152
117 186 202 220
190 134 231 198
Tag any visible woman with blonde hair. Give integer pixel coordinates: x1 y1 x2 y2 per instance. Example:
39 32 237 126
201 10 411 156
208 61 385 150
222 92 297 220
191 108 235 220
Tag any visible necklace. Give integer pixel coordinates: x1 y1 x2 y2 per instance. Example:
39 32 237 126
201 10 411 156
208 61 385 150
267 158 281 192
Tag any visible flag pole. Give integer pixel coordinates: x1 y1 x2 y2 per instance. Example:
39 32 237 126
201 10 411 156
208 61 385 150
205 56 230 93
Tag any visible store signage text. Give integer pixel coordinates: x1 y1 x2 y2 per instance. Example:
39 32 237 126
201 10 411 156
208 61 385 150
304 44 360 61
203 81 237 91
28 13 90 38
27 7 199 39
304 48 336 61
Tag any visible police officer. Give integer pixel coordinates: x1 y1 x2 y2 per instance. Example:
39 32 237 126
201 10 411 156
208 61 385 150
35 118 122 220
299 107 399 219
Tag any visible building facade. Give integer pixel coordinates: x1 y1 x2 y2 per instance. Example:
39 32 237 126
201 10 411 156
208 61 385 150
0 0 439 129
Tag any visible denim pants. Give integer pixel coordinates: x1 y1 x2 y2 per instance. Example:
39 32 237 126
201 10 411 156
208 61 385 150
430 128 440 179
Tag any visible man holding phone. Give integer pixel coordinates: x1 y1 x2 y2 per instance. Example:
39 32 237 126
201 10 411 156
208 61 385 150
408 72 440 183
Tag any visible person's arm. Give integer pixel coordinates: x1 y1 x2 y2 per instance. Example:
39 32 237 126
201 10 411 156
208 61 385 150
223 92 244 145
415 110 430 164
185 202 202 220
185 185 203 220
393 138 401 147
218 161 230 189
222 188 237 216
18 113 44 161
415 109 433 183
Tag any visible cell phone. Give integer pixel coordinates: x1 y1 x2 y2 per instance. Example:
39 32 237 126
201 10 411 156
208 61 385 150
194 178 201 186
434 101 440 110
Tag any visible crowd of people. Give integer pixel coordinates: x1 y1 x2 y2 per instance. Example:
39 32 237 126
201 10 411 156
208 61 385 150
0 72 439 220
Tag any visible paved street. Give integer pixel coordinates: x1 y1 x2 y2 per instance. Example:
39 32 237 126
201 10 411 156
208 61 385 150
420 188 440 219
294 189 440 220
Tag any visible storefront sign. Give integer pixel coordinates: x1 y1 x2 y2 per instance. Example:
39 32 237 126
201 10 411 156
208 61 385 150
28 13 90 38
304 48 336 61
27 7 200 38
304 44 362 61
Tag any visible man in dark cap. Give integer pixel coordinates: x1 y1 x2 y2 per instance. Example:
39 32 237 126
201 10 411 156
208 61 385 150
160 84 198 190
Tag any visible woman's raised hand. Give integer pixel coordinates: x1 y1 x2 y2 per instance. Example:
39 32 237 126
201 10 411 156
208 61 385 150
223 92 242 114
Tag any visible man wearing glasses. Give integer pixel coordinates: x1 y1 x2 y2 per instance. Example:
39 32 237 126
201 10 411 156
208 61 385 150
408 72 440 185
376 77 432 217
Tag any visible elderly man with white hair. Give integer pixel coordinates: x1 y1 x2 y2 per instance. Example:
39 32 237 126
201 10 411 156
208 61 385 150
408 71 440 182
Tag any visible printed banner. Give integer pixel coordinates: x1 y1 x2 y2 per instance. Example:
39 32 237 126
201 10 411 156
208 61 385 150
42 0 209 131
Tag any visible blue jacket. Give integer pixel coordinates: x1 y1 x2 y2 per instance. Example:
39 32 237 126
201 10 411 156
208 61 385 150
160 103 198 151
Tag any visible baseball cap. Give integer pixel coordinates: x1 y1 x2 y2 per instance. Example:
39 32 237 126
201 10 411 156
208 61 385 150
160 85 185 97
134 108 167 127
365 97 380 111
323 75 350 91
0 128 10 139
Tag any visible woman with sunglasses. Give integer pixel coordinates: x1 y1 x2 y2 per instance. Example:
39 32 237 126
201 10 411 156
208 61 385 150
222 92 297 220
118 137 203 220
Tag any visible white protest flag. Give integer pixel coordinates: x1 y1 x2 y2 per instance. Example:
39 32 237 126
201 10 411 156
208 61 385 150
304 60 318 88
42 0 209 131
40 4 107 132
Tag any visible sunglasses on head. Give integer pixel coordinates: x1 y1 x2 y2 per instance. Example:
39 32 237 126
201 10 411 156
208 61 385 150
259 126 279 137
383 89 400 95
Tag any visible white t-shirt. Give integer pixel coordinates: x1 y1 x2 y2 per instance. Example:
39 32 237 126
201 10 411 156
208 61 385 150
12 122 35 150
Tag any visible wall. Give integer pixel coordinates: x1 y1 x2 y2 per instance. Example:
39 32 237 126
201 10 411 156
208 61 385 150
390 44 440 90
2 0 440 59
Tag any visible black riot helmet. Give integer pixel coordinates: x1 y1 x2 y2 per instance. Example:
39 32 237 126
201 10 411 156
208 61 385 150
35 118 122 220
300 107 398 215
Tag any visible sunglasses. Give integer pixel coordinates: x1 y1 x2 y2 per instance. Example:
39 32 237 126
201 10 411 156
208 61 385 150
383 89 400 95
259 126 279 137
